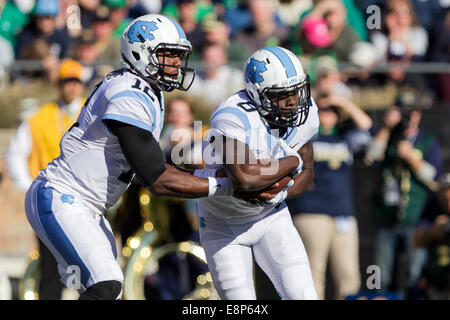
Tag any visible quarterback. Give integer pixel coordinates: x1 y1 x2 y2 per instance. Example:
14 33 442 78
196 47 320 299
24 14 266 300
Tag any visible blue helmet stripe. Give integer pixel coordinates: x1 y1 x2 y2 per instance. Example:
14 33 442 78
264 47 297 78
166 16 186 39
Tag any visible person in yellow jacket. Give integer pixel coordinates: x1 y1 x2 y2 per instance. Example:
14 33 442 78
5 59 85 299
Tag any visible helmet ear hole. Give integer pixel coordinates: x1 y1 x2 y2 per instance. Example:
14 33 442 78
132 51 140 61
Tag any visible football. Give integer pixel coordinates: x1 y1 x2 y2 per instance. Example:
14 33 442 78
260 176 293 196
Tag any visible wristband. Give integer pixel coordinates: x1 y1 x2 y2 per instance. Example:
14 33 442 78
207 177 234 197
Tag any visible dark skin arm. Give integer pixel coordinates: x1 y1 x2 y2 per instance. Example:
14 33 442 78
149 164 210 198
107 120 210 198
286 140 314 199
219 136 300 192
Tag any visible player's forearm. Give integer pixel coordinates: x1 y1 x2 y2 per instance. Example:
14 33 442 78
149 165 210 198
286 140 314 198
225 156 299 192
286 167 314 199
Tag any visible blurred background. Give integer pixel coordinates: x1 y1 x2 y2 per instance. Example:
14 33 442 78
0 0 449 300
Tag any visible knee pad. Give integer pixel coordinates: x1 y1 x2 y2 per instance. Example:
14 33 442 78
79 280 122 300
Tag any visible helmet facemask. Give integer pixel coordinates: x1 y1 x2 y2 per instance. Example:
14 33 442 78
122 38 196 92
259 75 311 129
147 42 196 92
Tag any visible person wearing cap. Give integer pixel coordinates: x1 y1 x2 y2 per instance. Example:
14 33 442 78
74 29 108 88
309 0 360 62
5 59 85 299
289 16 337 86
15 0 70 60
286 91 372 300
414 173 450 299
92 5 121 64
365 90 443 296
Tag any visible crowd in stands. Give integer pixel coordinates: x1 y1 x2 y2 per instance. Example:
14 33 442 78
0 0 448 106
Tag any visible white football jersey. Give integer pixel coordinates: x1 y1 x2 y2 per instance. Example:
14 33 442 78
39 69 165 214
198 90 319 224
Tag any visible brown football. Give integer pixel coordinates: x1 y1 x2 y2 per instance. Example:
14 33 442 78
260 176 292 195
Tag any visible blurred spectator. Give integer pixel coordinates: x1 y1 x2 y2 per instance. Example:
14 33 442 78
371 0 428 62
128 0 163 18
287 94 372 299
16 0 71 82
5 59 85 300
293 16 336 85
0 0 30 50
270 0 313 27
354 35 431 109
222 0 253 36
233 0 289 54
308 0 361 62
160 97 198 166
163 0 210 51
104 0 132 39
200 16 248 63
163 0 215 22
92 5 121 63
359 0 447 34
18 38 59 81
415 173 450 300
365 90 443 294
344 41 379 82
74 29 107 87
0 35 14 81
189 43 243 109
314 56 352 98
428 9 450 103
79 0 101 28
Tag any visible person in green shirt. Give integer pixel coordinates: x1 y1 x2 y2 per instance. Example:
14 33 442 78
103 0 130 39
365 90 443 294
0 0 29 49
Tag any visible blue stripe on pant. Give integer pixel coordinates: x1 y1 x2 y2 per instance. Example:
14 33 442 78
36 182 92 288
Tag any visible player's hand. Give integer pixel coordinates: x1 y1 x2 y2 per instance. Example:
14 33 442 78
263 180 294 205
233 187 277 206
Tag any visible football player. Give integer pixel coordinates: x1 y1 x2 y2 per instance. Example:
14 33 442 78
196 47 320 299
24 14 257 300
